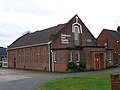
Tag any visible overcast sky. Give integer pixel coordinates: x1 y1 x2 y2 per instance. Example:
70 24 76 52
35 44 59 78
0 0 120 47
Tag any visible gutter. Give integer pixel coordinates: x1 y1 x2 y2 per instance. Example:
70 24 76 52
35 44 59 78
7 43 49 51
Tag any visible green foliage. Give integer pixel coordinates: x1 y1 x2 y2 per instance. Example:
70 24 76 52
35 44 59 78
67 59 86 72
106 60 118 68
117 64 120 68
78 59 86 71
107 65 117 68
68 62 76 70
79 61 86 68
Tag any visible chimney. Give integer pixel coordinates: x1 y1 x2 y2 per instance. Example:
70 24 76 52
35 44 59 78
117 26 120 32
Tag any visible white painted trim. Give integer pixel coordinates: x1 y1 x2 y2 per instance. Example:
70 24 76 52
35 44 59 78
68 52 72 62
72 23 82 33
76 52 80 62
2 55 8 68
7 43 49 50
75 16 78 23
51 50 54 72
48 41 52 72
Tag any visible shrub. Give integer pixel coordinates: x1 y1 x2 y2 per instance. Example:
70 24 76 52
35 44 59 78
117 64 120 68
106 64 118 68
79 61 86 68
68 62 76 70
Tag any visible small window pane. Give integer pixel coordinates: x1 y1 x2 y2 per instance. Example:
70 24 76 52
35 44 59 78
106 52 111 60
68 53 72 62
74 26 80 46
76 52 80 62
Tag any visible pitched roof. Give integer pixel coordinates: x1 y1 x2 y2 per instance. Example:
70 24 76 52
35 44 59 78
105 29 120 42
0 47 7 55
8 24 65 49
8 15 95 49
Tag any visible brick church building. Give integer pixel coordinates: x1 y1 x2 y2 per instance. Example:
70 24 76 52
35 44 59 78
8 15 109 72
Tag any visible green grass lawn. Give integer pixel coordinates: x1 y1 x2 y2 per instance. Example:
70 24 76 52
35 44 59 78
40 72 120 90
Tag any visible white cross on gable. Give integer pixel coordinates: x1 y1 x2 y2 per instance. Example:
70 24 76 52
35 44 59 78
75 16 78 23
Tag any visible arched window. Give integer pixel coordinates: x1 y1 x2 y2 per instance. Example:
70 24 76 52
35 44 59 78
72 23 82 46
74 25 80 46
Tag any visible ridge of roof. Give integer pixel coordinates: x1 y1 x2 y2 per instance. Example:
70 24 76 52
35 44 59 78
103 29 117 32
103 29 120 42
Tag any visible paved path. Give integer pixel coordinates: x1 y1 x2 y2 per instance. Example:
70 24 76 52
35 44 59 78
0 68 120 90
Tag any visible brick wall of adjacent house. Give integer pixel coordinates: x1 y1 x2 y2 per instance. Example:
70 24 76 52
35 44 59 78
111 74 120 90
97 30 120 64
8 45 49 71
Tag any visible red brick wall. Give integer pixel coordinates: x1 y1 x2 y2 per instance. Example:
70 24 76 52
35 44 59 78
51 16 97 49
83 47 106 70
111 74 120 90
8 50 17 68
8 45 49 71
53 50 83 72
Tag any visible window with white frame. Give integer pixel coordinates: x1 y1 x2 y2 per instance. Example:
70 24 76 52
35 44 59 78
104 42 108 49
74 25 80 46
76 52 80 62
53 51 56 62
72 23 82 46
68 53 72 62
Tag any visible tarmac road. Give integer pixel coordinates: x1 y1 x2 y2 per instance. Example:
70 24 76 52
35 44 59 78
0 68 120 90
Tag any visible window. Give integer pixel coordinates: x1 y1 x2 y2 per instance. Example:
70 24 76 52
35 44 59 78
30 47 33 63
87 38 92 43
53 51 56 62
104 43 108 49
40 46 43 63
68 53 72 62
17 49 20 63
21 49 24 63
76 52 80 62
74 26 80 46
72 23 82 46
25 48 28 63
106 52 111 60
34 47 38 63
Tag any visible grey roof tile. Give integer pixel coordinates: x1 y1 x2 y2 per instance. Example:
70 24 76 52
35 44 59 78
0 47 7 55
8 24 65 49
106 30 120 42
